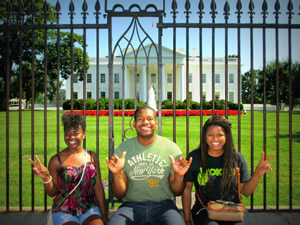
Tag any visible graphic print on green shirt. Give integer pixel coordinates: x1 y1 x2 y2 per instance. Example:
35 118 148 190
115 135 182 202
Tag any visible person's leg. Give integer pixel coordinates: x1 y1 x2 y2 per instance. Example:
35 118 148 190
81 207 103 225
150 200 185 225
191 206 220 225
225 210 250 225
52 212 80 225
108 202 146 225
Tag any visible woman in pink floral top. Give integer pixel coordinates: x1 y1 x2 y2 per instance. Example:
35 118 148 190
28 113 108 225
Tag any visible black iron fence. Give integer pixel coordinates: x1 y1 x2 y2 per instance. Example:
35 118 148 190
0 0 300 212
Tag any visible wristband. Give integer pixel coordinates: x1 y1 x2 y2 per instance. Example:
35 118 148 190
42 175 52 184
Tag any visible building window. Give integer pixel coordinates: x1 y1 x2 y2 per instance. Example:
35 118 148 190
73 74 78 83
136 74 140 83
215 74 220 83
101 73 105 83
189 92 192 100
167 74 172 83
114 91 119 99
114 73 119 83
137 91 140 101
229 74 234 83
215 92 220 100
202 74 206 83
73 92 78 99
229 92 234 102
203 92 206 101
189 74 192 83
167 91 172 100
87 74 92 83
151 74 156 83
87 92 92 99
101 91 105 98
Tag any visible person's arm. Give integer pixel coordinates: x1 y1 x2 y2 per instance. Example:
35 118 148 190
106 152 128 199
182 181 193 225
241 152 275 197
168 155 192 196
28 155 59 197
93 152 109 225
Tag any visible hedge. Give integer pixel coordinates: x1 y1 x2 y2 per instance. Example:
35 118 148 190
63 98 243 110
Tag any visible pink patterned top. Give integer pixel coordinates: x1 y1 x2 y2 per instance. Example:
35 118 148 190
53 151 98 216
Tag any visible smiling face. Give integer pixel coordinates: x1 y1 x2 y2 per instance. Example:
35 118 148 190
64 126 86 151
133 108 157 144
206 125 226 157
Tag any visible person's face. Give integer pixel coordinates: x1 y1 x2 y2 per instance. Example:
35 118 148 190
133 108 157 139
206 125 226 157
64 126 86 150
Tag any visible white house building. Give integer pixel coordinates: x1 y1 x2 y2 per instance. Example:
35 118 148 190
65 45 240 103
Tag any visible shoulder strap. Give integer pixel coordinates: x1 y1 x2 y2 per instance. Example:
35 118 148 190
56 154 62 165
236 167 243 204
88 150 94 163
196 191 206 208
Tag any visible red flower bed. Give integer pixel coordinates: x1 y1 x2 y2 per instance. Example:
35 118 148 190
66 110 243 116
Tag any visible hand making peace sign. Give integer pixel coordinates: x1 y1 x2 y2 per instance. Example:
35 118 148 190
255 152 275 177
28 155 50 180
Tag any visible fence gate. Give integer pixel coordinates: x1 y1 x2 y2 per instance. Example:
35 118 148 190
0 0 300 213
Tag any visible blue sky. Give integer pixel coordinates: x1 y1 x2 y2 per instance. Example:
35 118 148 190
47 0 300 74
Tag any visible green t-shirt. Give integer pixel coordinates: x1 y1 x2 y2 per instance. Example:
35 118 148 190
115 135 182 202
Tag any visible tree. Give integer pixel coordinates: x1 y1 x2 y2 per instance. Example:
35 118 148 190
257 60 300 109
241 69 263 104
0 0 89 110
242 60 300 109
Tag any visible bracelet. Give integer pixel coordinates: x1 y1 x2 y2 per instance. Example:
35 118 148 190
42 175 52 184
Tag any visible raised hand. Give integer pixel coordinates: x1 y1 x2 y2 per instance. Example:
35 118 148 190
28 155 50 179
255 152 275 177
169 155 192 177
106 152 126 174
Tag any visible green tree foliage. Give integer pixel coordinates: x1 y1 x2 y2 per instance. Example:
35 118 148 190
241 69 263 104
242 60 300 109
0 0 89 110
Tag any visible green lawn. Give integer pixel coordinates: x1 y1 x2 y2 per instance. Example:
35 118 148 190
0 110 299 208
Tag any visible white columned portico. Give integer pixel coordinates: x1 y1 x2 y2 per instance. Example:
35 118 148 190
142 64 146 102
180 64 185 100
124 65 128 99
162 64 165 101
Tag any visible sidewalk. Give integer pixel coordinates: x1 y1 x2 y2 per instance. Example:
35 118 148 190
1 210 300 225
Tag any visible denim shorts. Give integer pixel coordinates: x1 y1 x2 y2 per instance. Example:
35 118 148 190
52 206 101 225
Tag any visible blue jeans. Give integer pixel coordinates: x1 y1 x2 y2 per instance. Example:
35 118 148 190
108 199 185 225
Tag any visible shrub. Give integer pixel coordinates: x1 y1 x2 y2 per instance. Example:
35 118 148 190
190 101 200 110
162 100 173 109
125 99 135 109
175 100 185 109
63 98 243 111
86 98 96 110
137 100 146 108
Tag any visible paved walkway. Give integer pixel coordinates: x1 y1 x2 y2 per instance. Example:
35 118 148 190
1 210 300 225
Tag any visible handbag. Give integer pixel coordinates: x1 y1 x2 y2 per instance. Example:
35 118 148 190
196 168 246 222
46 150 88 225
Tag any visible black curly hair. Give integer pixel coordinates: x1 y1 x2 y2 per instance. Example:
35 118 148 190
62 113 86 133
